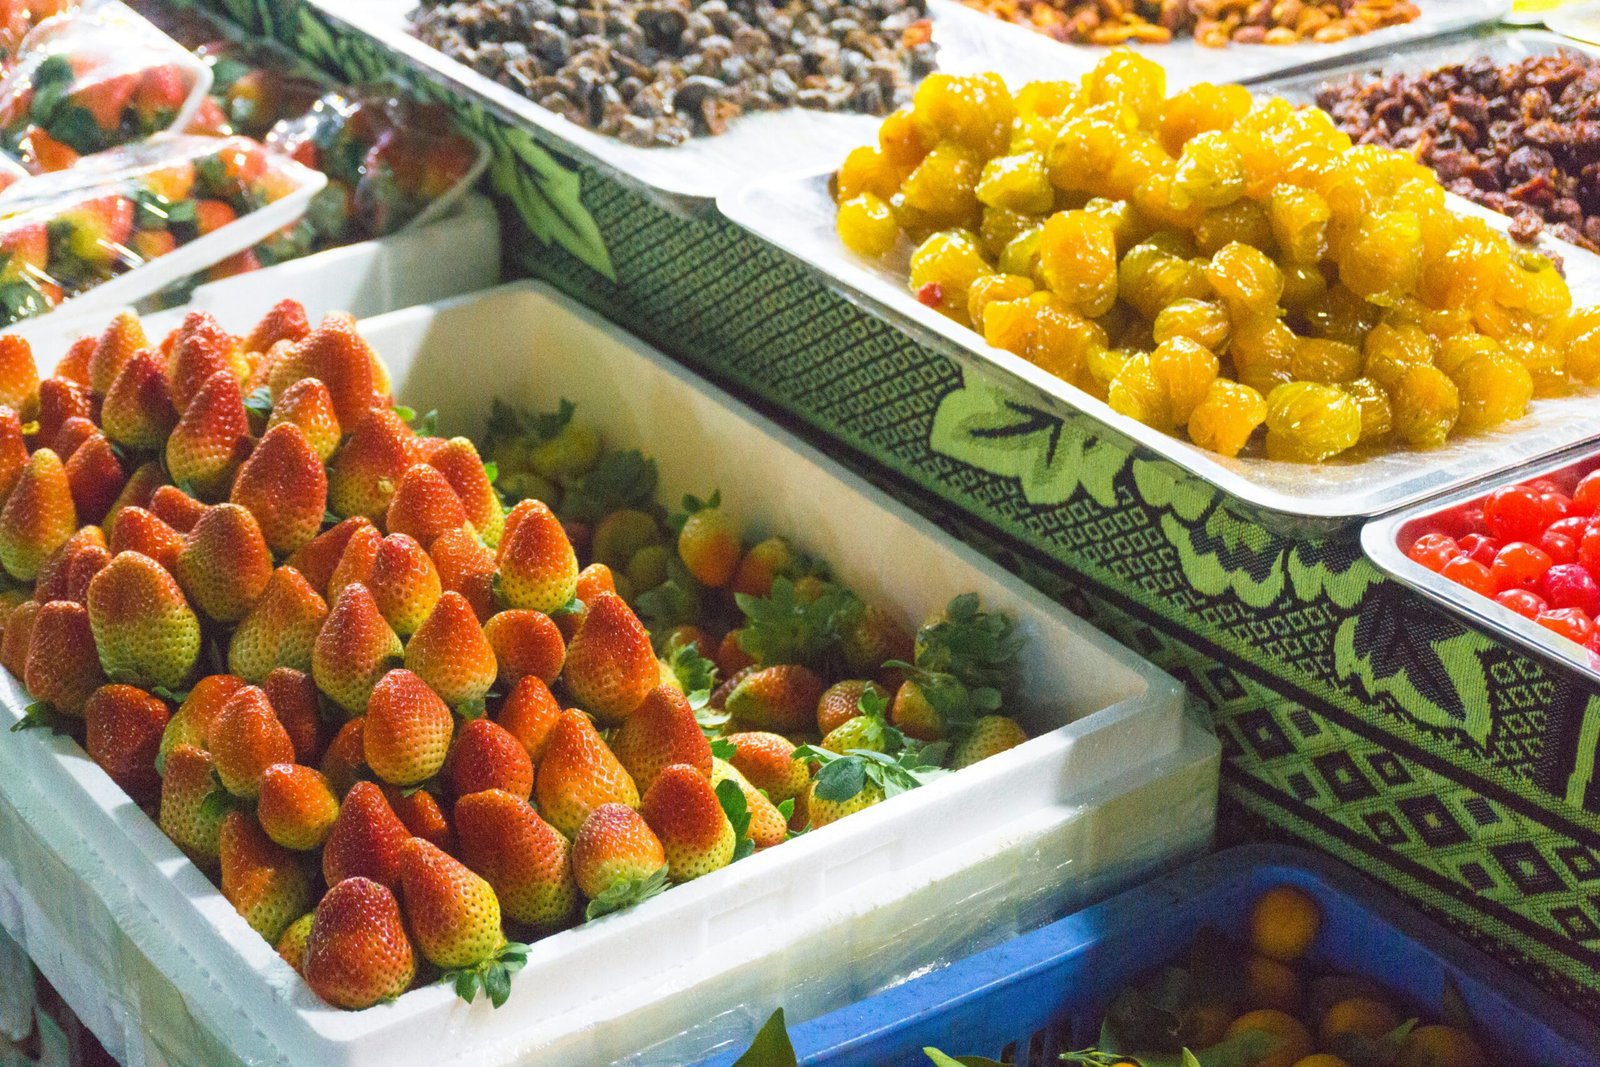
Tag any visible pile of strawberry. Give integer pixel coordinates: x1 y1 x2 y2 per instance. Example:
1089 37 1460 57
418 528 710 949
0 299 1034 1014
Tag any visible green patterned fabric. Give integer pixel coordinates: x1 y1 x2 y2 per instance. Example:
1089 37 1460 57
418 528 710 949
241 0 1600 1011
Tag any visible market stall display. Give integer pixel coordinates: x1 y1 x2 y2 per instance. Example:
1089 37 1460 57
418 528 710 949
957 0 1421 47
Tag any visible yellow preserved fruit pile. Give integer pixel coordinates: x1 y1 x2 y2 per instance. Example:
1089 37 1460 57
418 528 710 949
832 53 1596 463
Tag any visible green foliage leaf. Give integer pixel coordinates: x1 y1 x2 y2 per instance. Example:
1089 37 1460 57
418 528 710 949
10 700 68 735
710 738 737 761
664 636 717 709
561 450 659 525
735 577 863 673
732 1008 797 1067
809 752 866 802
716 777 755 862
924 1052 1006 1067
584 865 668 921
482 461 498 485
777 797 794 820
915 594 1022 694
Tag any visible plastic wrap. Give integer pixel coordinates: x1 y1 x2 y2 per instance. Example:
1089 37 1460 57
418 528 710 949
0 133 323 324
0 2 210 172
0 0 76 72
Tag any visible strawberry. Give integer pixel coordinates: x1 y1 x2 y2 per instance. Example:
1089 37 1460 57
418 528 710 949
428 438 503 546
106 506 183 573
710 758 787 849
208 685 294 798
32 377 93 453
0 336 38 418
133 64 188 120
844 603 914 679
725 665 825 733
257 763 340 851
129 229 178 262
23 599 104 715
574 561 617 604
148 484 205 533
166 370 253 500
33 524 105 603
101 350 178 451
276 913 314 976
677 501 740 588
640 763 735 882
73 71 138 131
495 499 578 614
63 430 125 524
724 731 809 803
890 679 942 741
194 200 238 236
158 674 245 759
261 666 326 766
102 461 168 535
495 675 560 764
570 803 667 916
228 566 328 681
62 542 110 604
610 686 712 795
730 537 798 599
455 789 579 933
87 310 147 396
158 743 224 869
535 708 639 837
562 592 657 725
363 667 453 786
483 609 564 688
229 423 326 554
83 683 168 802
398 837 513 986
303 877 416 1010
325 521 380 603
382 784 453 852
404 591 495 710
367 533 441 637
242 299 310 356
816 679 883 736
219 811 314 944
0 406 27 502
49 415 96 461
322 780 408 890
313 582 402 715
714 629 755 678
287 516 373 596
175 503 273 623
266 376 340 462
54 339 95 386
320 718 366 798
386 463 469 546
327 407 418 520
86 551 201 691
166 311 247 414
0 448 75 580
445 717 533 801
949 715 1028 769
429 526 495 621
0 599 37 680
56 195 135 267
268 313 377 428
806 777 884 829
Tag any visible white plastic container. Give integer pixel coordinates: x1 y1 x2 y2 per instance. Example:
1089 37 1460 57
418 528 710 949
0 281 1218 1067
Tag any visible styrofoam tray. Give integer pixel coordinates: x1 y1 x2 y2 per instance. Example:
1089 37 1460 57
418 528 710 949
0 280 1216 1067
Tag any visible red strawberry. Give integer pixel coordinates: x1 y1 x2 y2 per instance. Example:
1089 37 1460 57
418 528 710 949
322 780 408 890
386 463 469 546
382 784 453 852
303 877 416 1010
158 674 245 758
194 200 238 237
816 679 883 736
148 484 206 533
74 72 138 131
483 609 564 688
49 414 96 460
730 537 797 599
257 763 340 851
398 837 508 977
261 666 326 766
364 667 453 786
229 423 326 554
101 350 178 451
725 664 825 733
287 516 373 596
0 448 76 580
219 812 314 944
367 533 441 637
54 338 95 386
266 376 340 462
208 685 294 798
56 195 134 267
535 709 639 837
83 683 168 801
445 718 532 800
574 561 617 604
23 599 104 715
62 542 110 603
320 718 366 798
495 499 578 613
268 313 377 428
133 64 188 118
429 526 495 621
86 551 201 691
326 521 380 603
495 675 561 764
32 524 105 603
242 299 310 356
562 592 658 725
102 461 167 535
228 566 328 681
455 789 579 933
277 914 314 976
713 630 756 679
0 406 28 502
724 731 809 803
175 503 273 622
166 370 252 500
158 743 224 869
0 599 38 679
166 311 247 413
0 336 38 418
640 763 735 883
313 582 402 715
610 686 713 795
570 803 666 915
63 429 125 524
405 591 495 709
328 408 418 520
87 311 147 396
32 377 93 454
428 438 503 546
107 506 183 573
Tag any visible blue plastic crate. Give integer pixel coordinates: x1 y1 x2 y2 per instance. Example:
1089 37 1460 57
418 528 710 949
702 845 1600 1066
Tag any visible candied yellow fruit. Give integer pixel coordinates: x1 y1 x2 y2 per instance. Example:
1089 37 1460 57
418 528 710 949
837 194 900 257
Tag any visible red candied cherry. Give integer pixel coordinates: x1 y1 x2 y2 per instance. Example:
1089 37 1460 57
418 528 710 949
1537 607 1596 645
1574 470 1600 516
1581 523 1600 573
1528 477 1564 496
1541 531 1579 565
1483 484 1548 543
1549 516 1591 541
1458 533 1500 567
1495 589 1548 620
1540 563 1600 616
1542 492 1573 526
1490 542 1553 592
1441 556 1495 597
1407 533 1459 573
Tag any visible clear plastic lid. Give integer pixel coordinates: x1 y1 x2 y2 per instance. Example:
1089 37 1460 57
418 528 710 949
0 0 78 70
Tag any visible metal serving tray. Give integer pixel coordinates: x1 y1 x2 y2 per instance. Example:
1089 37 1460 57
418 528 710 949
1361 445 1600 685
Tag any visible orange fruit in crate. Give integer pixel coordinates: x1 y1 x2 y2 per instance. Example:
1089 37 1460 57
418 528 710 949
1319 995 1399 1046
1395 1025 1488 1067
1224 1009 1313 1067
1243 953 1302 1013
1249 885 1321 962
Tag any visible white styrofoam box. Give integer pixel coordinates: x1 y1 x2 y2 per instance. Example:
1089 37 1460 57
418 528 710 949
6 193 502 368
0 280 1217 1067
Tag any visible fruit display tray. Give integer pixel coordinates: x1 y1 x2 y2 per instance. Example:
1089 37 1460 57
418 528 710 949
694 844 1600 1065
0 281 1218 1067
718 158 1600 536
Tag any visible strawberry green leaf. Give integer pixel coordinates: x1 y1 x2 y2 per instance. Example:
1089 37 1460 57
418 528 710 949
243 386 274 420
812 754 867 803
710 738 737 761
732 1008 797 1067
481 461 498 485
151 685 190 704
777 797 795 820
664 636 717 708
715 777 754 861
452 969 480 1004
695 705 732 738
198 789 242 821
636 577 699 633
913 595 1022 695
561 450 659 525
735 577 863 673
584 864 669 921
10 700 68 735
457 698 487 721
392 404 417 423
857 685 890 718
414 410 439 437
923 1051 1006 1067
